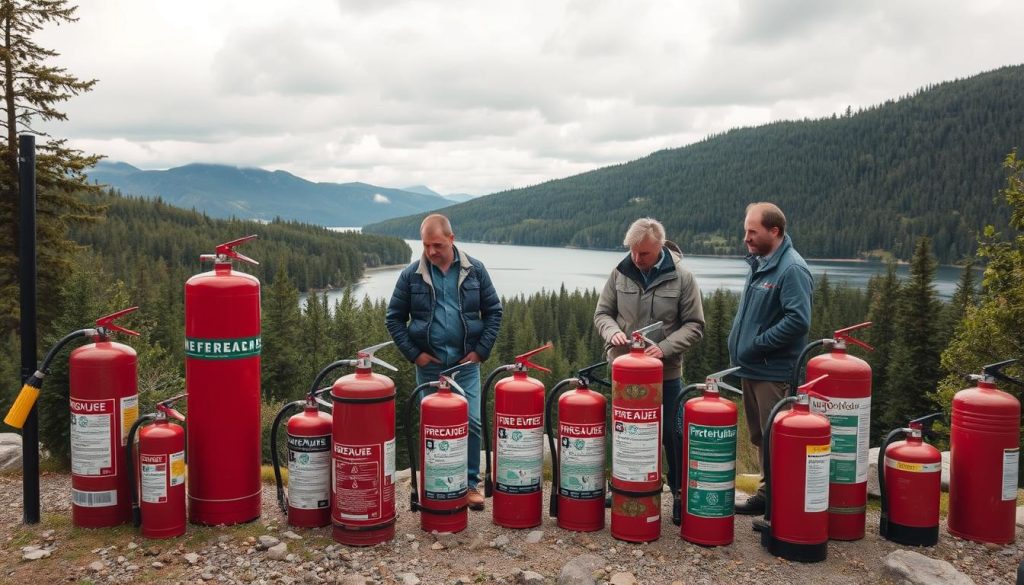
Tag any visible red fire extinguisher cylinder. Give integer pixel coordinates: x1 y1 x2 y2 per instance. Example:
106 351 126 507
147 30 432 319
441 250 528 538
127 393 187 539
878 413 943 546
545 361 608 533
271 385 333 529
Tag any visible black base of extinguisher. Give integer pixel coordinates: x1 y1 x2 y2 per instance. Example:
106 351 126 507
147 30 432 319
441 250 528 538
882 521 938 547
767 535 827 563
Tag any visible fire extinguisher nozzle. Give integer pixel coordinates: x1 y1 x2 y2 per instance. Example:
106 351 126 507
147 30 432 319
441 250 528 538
4 383 41 429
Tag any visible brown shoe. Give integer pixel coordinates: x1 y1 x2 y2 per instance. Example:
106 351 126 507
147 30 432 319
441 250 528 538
467 487 485 511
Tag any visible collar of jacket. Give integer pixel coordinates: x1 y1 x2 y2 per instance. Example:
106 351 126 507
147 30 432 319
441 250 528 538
416 246 474 289
745 234 794 274
616 246 680 290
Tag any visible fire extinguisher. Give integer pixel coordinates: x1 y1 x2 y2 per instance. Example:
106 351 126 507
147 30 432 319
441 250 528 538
544 361 609 533
482 343 552 529
668 366 742 546
756 375 831 563
185 235 262 526
609 322 665 543
405 365 471 534
793 322 873 541
270 361 342 529
126 393 187 539
878 412 944 546
5 307 141 528
330 341 399 546
948 359 1023 545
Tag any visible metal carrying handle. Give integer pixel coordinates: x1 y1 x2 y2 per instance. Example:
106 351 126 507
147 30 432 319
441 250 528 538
514 342 553 373
576 361 610 389
972 359 1024 387
357 341 398 371
201 234 259 266
630 321 663 348
156 392 187 422
832 322 874 351
95 306 141 337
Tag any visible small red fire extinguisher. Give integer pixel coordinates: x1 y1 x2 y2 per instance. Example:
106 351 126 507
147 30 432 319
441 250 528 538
545 361 609 533
127 393 187 539
406 365 471 534
668 366 742 546
757 375 831 563
330 342 400 546
271 361 340 529
5 307 141 529
949 359 1022 545
878 412 944 546
610 322 664 543
482 343 553 529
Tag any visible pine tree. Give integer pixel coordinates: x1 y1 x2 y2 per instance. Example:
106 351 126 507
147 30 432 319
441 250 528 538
865 263 900 439
0 0 103 334
261 266 302 401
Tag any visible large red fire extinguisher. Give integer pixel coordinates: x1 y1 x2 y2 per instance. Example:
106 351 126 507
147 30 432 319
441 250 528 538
126 393 187 539
949 359 1022 545
610 322 664 543
406 366 471 534
795 322 873 541
482 343 552 529
330 342 399 546
5 307 141 528
757 375 831 563
878 412 944 546
186 235 262 526
271 363 338 529
668 366 742 546
545 361 609 532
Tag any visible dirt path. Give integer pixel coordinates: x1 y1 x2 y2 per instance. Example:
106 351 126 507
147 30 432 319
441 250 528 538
0 472 1020 584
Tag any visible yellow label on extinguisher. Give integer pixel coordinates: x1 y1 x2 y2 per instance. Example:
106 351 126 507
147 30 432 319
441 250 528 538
804 443 830 513
884 457 941 473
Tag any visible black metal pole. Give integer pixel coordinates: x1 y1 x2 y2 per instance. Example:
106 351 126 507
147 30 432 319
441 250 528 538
18 134 39 524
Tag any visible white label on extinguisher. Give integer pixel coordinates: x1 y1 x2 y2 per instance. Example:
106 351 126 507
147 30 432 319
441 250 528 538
1003 448 1020 501
169 451 185 487
424 423 469 500
495 413 544 494
559 422 605 499
141 453 168 503
805 443 831 513
612 406 661 483
334 443 382 521
385 438 396 482
70 398 115 477
119 395 139 447
811 395 870 484
288 434 331 510
72 488 117 507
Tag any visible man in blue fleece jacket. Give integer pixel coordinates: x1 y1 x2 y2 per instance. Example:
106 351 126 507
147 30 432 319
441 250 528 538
728 203 812 515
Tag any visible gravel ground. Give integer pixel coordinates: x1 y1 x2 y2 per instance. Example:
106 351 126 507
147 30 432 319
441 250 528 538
0 471 1021 584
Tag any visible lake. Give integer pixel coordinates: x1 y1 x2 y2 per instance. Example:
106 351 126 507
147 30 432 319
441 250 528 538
312 239 970 304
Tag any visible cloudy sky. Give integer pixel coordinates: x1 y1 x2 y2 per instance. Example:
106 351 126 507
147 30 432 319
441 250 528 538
39 0 1024 195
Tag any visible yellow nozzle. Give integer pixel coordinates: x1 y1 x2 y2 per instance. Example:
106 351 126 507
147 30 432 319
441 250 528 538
4 384 41 429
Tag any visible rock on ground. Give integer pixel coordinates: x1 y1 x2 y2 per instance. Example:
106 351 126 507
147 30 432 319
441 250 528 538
558 554 606 585
883 549 975 585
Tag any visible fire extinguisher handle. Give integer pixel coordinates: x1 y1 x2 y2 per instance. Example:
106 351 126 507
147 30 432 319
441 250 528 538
983 359 1024 387
909 411 945 437
577 361 610 389
514 342 554 373
214 235 260 265
833 322 874 351
94 307 141 337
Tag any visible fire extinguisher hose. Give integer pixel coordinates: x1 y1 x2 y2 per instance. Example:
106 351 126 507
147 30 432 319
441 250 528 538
544 378 575 517
790 339 826 395
403 381 435 513
667 383 703 525
4 328 93 429
126 413 158 527
761 395 798 529
877 427 904 537
481 364 515 498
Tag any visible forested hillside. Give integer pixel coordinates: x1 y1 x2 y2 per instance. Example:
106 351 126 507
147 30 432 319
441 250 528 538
365 65 1024 264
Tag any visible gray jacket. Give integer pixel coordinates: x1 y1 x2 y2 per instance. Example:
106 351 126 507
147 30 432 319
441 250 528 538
594 248 705 380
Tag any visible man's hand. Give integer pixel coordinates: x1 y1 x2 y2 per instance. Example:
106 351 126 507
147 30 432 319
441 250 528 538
415 353 442 367
610 332 630 346
458 351 482 364
645 344 664 359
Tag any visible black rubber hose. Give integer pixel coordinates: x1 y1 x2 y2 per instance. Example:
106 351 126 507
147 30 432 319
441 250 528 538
790 339 827 395
271 400 305 514
125 413 157 527
307 359 355 399
668 384 702 525
877 428 904 537
481 365 513 497
544 379 574 518
403 382 434 512
762 396 798 526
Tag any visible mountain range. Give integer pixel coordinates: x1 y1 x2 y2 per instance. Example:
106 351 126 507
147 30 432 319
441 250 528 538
364 65 1024 264
87 162 462 227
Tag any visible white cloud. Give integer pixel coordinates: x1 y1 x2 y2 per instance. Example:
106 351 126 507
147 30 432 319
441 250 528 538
372 193 391 204
31 0 1024 195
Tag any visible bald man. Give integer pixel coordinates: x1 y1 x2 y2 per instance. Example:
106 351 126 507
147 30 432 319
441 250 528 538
386 214 503 511
728 203 812 515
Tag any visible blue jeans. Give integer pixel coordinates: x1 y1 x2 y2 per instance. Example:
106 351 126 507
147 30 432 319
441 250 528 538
416 362 482 488
663 377 684 496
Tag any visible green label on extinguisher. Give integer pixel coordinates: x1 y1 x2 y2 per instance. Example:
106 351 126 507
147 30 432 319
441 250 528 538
686 423 737 518
185 336 262 360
